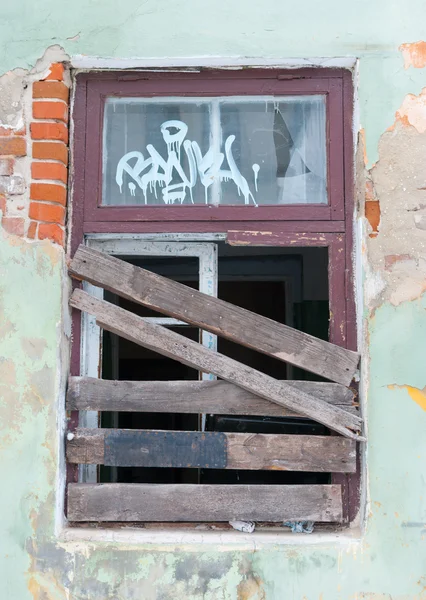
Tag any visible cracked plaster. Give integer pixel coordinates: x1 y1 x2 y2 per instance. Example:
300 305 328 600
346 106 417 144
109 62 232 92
0 29 426 599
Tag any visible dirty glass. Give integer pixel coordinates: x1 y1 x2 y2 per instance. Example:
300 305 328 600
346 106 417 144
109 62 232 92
102 95 327 206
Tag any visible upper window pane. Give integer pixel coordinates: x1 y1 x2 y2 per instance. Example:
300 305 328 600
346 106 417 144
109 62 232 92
102 95 327 207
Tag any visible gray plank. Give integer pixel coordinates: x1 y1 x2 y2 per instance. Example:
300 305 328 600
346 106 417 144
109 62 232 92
70 245 359 386
70 289 364 440
67 483 343 522
67 428 357 473
67 376 357 416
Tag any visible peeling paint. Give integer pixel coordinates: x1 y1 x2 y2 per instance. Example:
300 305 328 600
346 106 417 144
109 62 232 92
400 41 426 69
396 88 426 133
0 14 426 596
389 384 426 412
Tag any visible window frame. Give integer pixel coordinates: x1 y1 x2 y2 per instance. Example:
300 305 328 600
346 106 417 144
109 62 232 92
71 68 348 254
69 67 358 524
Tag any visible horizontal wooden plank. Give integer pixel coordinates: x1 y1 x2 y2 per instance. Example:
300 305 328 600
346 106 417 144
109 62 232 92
70 289 364 440
67 483 343 522
67 428 357 473
70 245 360 386
67 377 357 416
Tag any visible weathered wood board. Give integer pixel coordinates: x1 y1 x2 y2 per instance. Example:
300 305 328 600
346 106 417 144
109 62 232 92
67 428 357 472
69 245 360 386
70 289 364 440
67 483 343 522
67 376 357 416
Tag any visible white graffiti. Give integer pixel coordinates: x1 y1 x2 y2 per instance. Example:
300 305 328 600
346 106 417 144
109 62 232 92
115 120 259 205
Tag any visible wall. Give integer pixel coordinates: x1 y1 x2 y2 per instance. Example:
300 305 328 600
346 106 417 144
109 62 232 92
0 3 426 598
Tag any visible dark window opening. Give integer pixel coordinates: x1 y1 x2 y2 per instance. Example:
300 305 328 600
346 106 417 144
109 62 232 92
100 244 330 487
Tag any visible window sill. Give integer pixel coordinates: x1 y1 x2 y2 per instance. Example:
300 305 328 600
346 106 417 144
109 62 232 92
60 524 362 549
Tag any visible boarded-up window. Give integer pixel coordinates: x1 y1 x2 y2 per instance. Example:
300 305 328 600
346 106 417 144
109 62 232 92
67 243 362 523
69 68 359 525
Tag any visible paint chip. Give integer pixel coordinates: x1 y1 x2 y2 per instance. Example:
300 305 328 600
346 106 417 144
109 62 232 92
400 41 426 69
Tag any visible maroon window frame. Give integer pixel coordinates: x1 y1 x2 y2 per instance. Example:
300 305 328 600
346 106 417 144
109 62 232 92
70 68 359 523
71 68 349 251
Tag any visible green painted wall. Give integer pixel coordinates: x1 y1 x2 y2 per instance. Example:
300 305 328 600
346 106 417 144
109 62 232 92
1 2 426 598
2 0 426 163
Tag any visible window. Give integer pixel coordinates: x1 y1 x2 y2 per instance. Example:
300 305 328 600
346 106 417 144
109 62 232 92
68 68 361 526
103 95 327 206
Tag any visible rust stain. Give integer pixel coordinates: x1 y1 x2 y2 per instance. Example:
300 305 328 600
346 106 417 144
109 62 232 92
400 41 426 69
388 384 426 412
365 200 381 238
237 576 266 600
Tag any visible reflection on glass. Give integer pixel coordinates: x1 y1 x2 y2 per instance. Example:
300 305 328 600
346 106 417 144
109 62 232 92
103 96 327 206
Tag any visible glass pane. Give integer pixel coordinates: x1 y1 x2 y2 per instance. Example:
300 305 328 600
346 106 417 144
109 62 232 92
103 95 327 206
219 97 327 205
103 99 210 206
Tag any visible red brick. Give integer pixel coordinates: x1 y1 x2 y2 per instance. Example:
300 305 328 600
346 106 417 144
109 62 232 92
32 141 68 165
365 200 381 237
0 137 26 157
38 222 64 246
43 63 65 81
30 183 67 206
2 216 25 236
27 221 38 239
30 122 68 143
0 126 25 137
33 81 69 102
0 158 14 176
0 194 6 215
33 101 68 122
29 201 65 224
31 162 68 184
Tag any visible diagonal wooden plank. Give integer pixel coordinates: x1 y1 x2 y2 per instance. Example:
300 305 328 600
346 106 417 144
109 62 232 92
67 376 358 416
69 245 359 386
70 289 364 440
67 428 357 473
67 483 343 522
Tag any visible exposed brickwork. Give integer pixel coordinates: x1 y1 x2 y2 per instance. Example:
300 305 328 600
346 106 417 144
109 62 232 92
30 122 69 143
0 136 27 157
365 179 381 238
29 201 65 224
0 123 27 234
32 141 68 165
15 61 71 246
1 62 70 246
44 63 65 81
0 194 7 215
30 182 67 205
27 220 38 239
0 126 25 137
31 162 68 183
2 216 25 236
33 81 69 102
38 222 65 245
33 101 68 122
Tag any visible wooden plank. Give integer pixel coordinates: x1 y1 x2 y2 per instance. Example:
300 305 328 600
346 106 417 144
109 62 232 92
67 428 357 473
69 245 360 386
67 483 343 522
70 289 364 440
67 376 358 416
